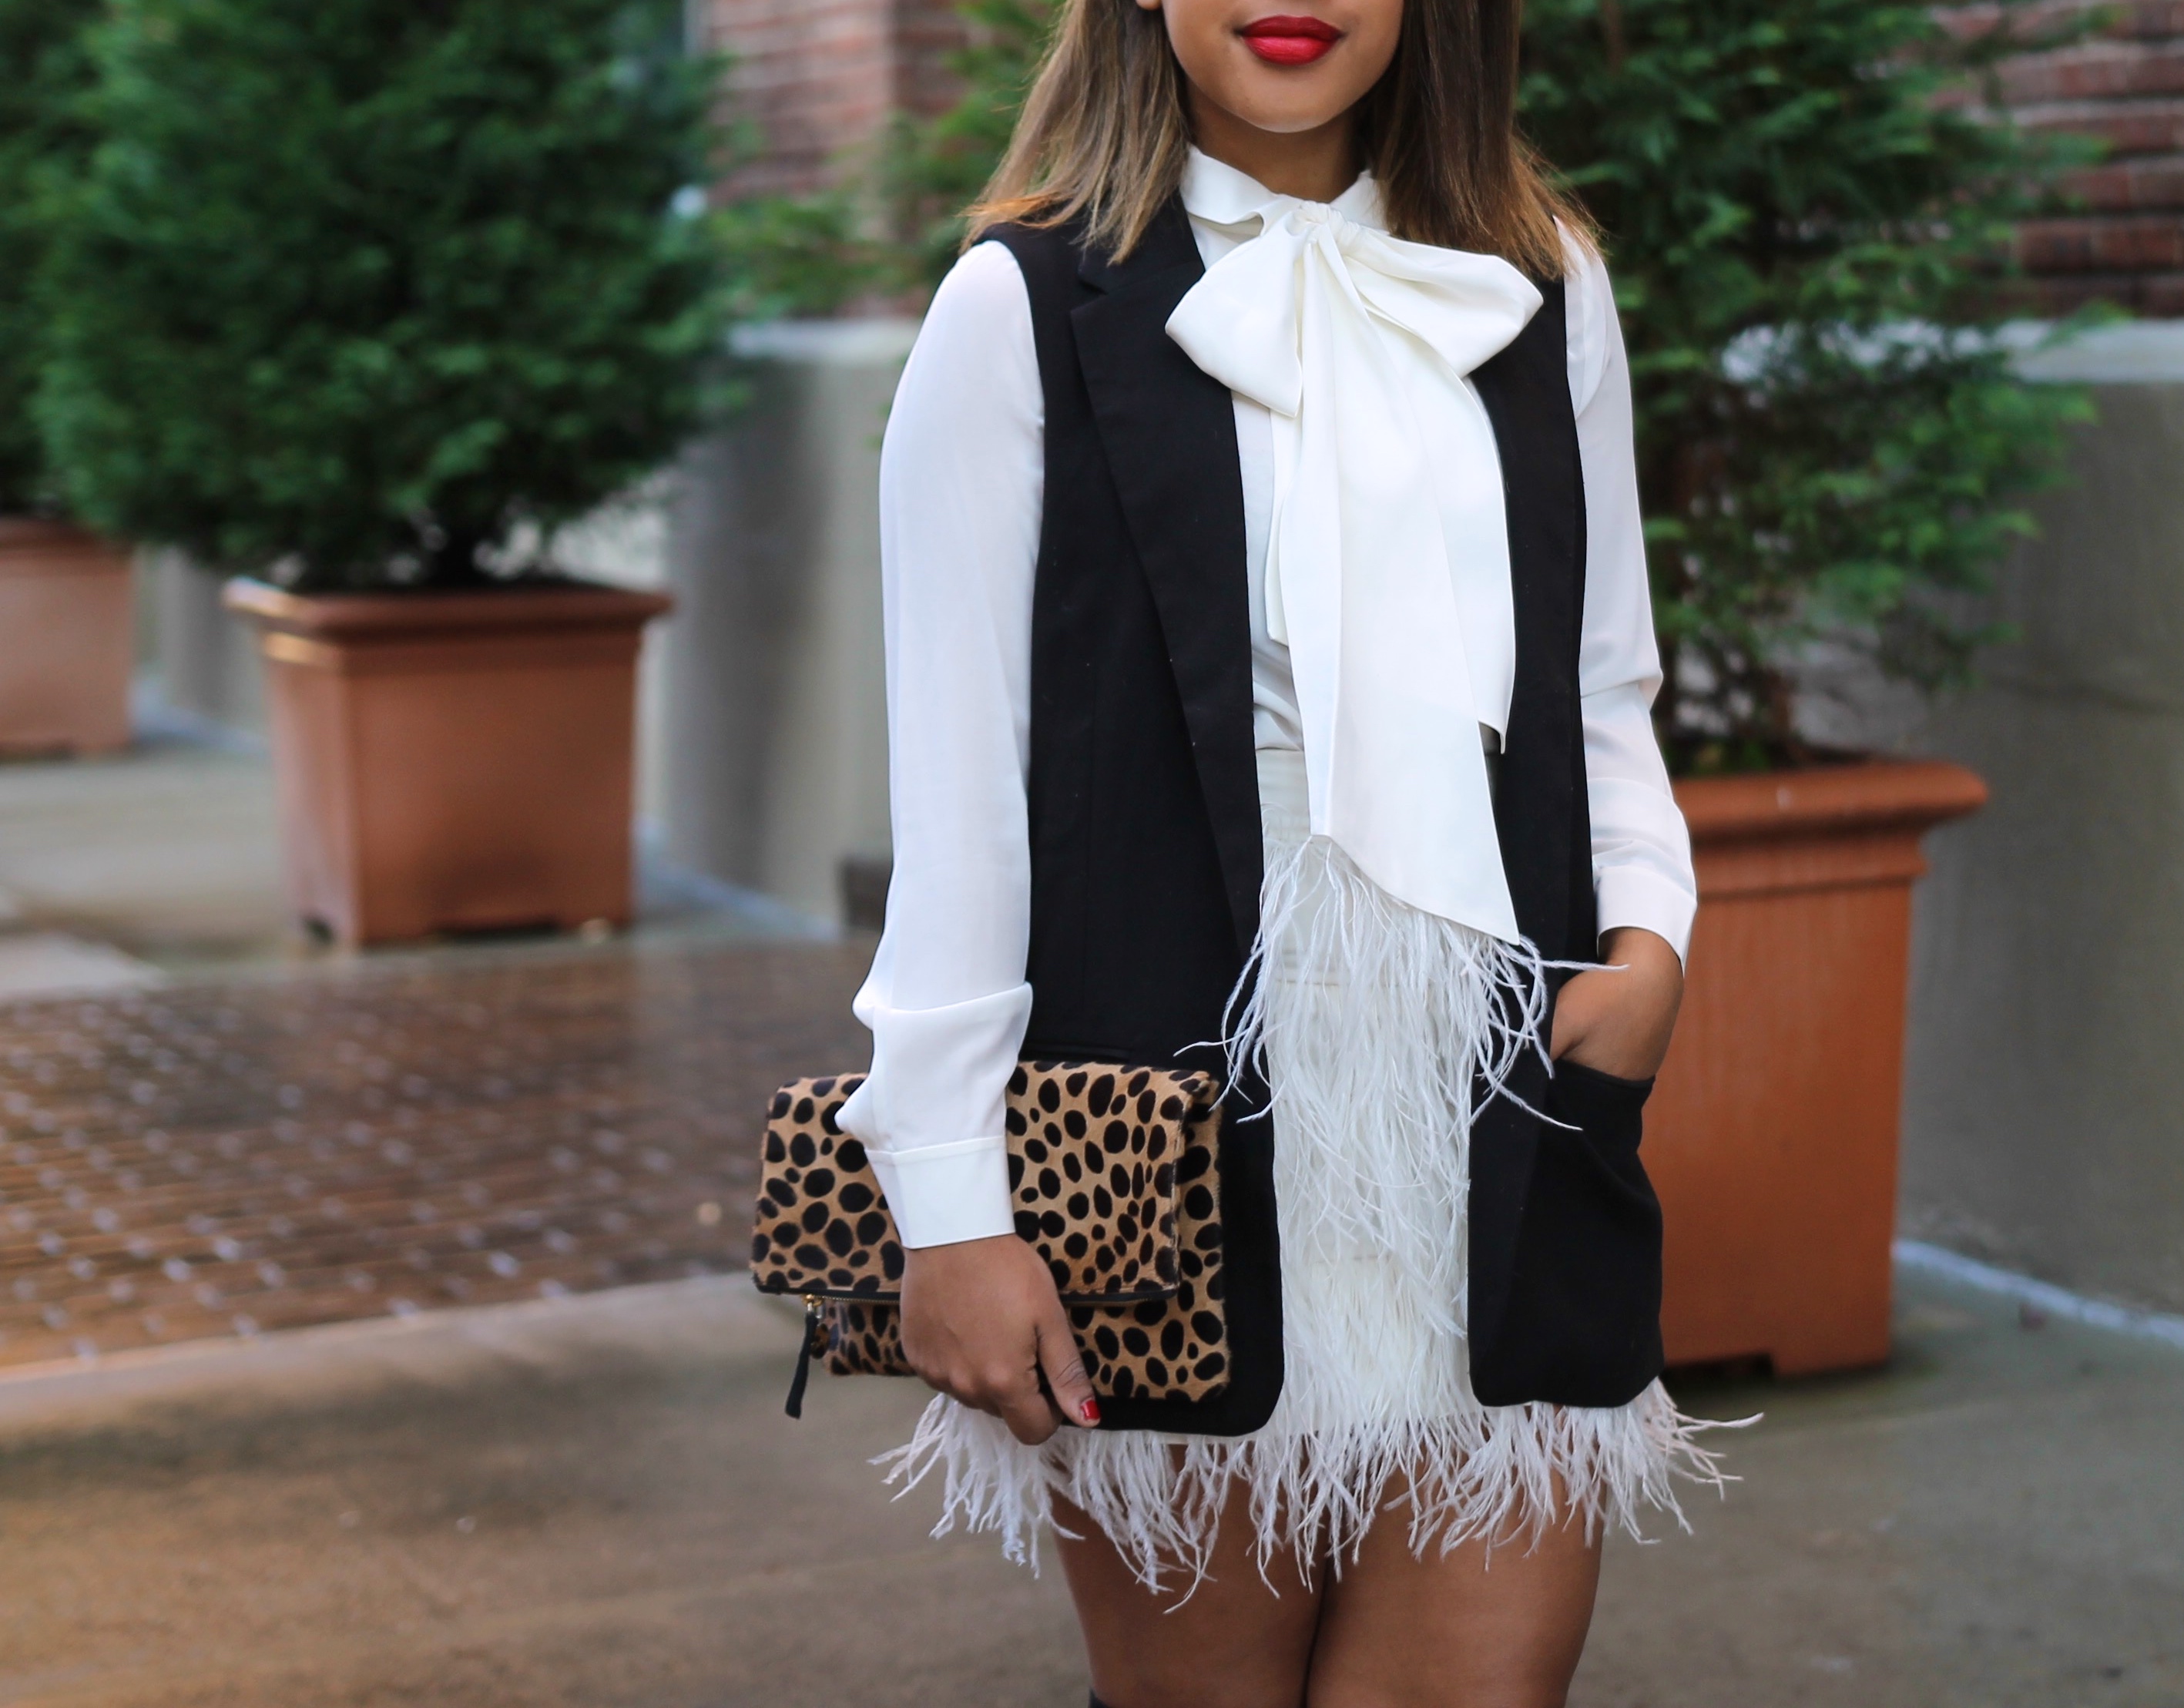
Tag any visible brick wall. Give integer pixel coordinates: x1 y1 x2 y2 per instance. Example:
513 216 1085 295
705 0 969 200
1958 0 2184 313
706 1 2184 317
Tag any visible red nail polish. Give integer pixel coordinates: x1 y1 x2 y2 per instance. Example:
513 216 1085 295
1079 1398 1102 1425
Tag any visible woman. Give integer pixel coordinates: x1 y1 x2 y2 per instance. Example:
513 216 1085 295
834 1 1732 1700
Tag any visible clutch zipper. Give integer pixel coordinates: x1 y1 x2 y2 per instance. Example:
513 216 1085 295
784 1294 826 1419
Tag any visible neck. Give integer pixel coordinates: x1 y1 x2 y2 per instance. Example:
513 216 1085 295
1187 88 1360 204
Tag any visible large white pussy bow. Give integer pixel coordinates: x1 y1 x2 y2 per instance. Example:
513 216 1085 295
1167 200 1542 939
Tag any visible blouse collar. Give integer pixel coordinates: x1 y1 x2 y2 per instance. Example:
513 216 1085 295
1179 146 1387 236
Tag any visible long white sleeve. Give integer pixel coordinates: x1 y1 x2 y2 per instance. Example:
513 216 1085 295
1565 249 1699 963
834 241 1043 1249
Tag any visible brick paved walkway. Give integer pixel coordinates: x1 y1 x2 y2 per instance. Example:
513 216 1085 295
0 941 871 1368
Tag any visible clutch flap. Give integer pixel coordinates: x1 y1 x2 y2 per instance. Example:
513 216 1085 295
750 1062 1219 1307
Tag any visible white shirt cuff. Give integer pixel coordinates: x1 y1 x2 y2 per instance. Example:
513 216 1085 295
837 982 1032 1250
1595 865 1696 965
861 1135 1018 1249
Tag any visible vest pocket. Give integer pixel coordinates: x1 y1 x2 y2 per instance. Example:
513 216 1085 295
1550 1057 1652 1131
1504 1057 1666 1405
1551 1059 1654 1097
1543 1057 1659 1212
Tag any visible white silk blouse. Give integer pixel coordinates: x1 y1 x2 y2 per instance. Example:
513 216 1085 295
837 153 1698 1250
1170 153 1542 936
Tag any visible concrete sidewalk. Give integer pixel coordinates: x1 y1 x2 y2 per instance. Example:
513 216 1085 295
0 737 287 988
0 732 824 1000
1 1263 2177 1707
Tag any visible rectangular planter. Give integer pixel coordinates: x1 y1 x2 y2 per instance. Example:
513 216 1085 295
1647 760 1987 1376
0 519 134 756
224 577 671 946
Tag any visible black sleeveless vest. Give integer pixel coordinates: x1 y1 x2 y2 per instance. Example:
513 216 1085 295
992 202 1666 1432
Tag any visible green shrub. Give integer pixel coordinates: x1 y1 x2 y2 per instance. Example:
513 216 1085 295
733 0 2096 768
879 0 1048 290
0 0 97 512
710 188 897 324
1518 0 2097 767
709 0 1043 317
36 0 727 589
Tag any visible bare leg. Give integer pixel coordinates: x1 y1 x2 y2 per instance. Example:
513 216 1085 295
1055 1481 1326 1708
1306 1492 1603 1708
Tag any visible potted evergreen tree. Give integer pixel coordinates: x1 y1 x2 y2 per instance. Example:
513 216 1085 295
0 0 130 757
34 0 726 943
737 0 2093 1374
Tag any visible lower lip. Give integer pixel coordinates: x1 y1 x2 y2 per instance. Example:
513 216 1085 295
1241 22 1340 65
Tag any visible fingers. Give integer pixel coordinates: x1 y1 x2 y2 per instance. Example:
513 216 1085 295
995 1375 1063 1446
901 1330 1065 1442
934 1351 1059 1444
911 1330 1092 1447
895 1237 1102 1444
1037 1304 1102 1431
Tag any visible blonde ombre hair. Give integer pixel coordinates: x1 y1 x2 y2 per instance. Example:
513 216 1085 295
967 0 1589 275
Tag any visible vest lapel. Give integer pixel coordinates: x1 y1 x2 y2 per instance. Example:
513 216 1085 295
1473 276 1588 965
1070 200 1263 955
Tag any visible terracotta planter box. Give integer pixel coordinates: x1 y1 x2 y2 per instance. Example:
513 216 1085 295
224 577 671 947
0 518 134 756
1647 759 1987 1377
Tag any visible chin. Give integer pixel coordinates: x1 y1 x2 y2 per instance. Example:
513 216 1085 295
1237 107 1353 136
1219 72 1357 133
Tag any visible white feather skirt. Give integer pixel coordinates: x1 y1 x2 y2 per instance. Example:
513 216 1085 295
876 747 1737 1588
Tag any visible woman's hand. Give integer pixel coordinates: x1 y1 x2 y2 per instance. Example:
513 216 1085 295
898 1233 1101 1444
1548 927 1685 1082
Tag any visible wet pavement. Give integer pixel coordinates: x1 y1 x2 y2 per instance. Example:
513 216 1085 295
0 1259 2177 1707
0 941 870 1369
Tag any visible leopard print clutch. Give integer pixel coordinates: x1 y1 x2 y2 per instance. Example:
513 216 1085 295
752 1061 1230 1417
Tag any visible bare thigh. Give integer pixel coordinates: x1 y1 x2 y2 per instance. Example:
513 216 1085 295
1307 1495 1603 1708
1055 1482 1325 1708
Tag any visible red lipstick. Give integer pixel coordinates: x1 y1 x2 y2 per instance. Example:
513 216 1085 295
1240 14 1343 65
